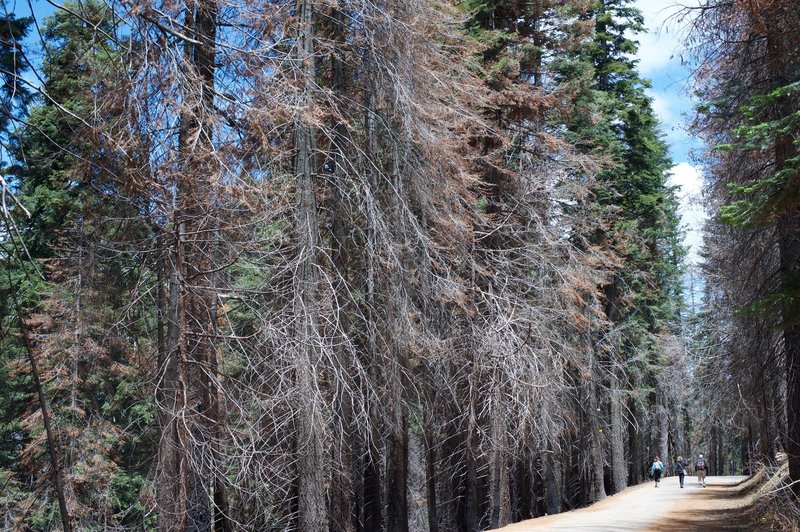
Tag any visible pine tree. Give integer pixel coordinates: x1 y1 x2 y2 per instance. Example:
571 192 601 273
1 3 156 528
555 0 684 494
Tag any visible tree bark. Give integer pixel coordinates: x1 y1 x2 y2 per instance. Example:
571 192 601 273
293 1 328 528
464 392 479 532
157 224 187 531
587 351 606 502
543 445 561 515
658 391 669 475
489 406 510 528
387 409 409 532
766 8 800 496
608 372 626 493
424 371 439 532
386 137 410 532
758 375 776 462
327 8 356 530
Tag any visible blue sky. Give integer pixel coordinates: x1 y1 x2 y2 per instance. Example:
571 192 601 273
633 0 706 264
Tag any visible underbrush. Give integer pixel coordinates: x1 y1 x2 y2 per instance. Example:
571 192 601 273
747 455 800 531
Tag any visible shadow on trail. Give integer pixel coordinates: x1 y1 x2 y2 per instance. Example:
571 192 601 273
663 510 751 531
661 478 757 531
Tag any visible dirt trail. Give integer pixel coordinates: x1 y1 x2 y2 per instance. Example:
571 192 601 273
494 475 754 531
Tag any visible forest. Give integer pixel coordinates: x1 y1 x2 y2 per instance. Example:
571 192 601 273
0 0 797 530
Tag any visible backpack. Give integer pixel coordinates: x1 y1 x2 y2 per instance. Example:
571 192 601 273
696 459 705 470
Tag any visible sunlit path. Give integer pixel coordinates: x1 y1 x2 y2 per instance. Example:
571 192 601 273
494 476 750 531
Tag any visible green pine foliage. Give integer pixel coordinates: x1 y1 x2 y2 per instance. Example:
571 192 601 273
717 81 800 228
1 2 156 527
560 0 684 333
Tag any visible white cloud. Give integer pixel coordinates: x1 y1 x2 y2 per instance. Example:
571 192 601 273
636 31 681 75
637 0 682 27
649 92 674 127
632 1 701 75
633 1 684 74
667 163 707 261
669 162 702 199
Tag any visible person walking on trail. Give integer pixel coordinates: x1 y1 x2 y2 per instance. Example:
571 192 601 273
695 453 707 487
675 455 687 488
650 455 664 487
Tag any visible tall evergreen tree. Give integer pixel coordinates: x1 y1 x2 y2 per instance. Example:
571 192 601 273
556 0 684 494
1 3 155 528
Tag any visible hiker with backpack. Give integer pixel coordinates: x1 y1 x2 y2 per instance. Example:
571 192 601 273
695 453 707 487
650 455 664 487
675 455 687 488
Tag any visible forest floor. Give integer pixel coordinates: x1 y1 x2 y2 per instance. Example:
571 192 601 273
493 474 758 531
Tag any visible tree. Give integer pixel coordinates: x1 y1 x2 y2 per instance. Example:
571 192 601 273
556 0 685 496
688 0 800 494
1 2 158 529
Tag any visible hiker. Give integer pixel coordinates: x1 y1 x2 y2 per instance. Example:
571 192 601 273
695 453 707 487
675 455 687 488
650 455 664 487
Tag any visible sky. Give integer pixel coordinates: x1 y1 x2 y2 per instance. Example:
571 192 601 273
632 0 707 264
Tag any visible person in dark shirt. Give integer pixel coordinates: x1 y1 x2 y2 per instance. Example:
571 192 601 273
675 455 687 488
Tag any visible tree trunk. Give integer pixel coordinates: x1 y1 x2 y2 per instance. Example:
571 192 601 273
361 442 382 532
386 138 410 532
543 445 561 515
387 410 409 532
627 395 642 485
489 407 510 528
784 307 800 494
778 211 800 493
464 393 479 532
767 11 800 497
157 225 187 531
209 292 231 532
327 8 356 529
293 1 328 528
155 0 219 528
424 374 439 532
587 352 606 502
608 372 626 493
658 391 669 474
758 376 776 462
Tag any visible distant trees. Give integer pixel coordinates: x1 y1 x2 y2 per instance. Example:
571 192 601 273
1 0 688 529
556 0 685 494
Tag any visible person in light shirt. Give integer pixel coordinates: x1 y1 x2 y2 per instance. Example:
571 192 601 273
649 455 664 487
695 453 707 487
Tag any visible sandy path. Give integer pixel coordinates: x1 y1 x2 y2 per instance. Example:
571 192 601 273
493 475 752 531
